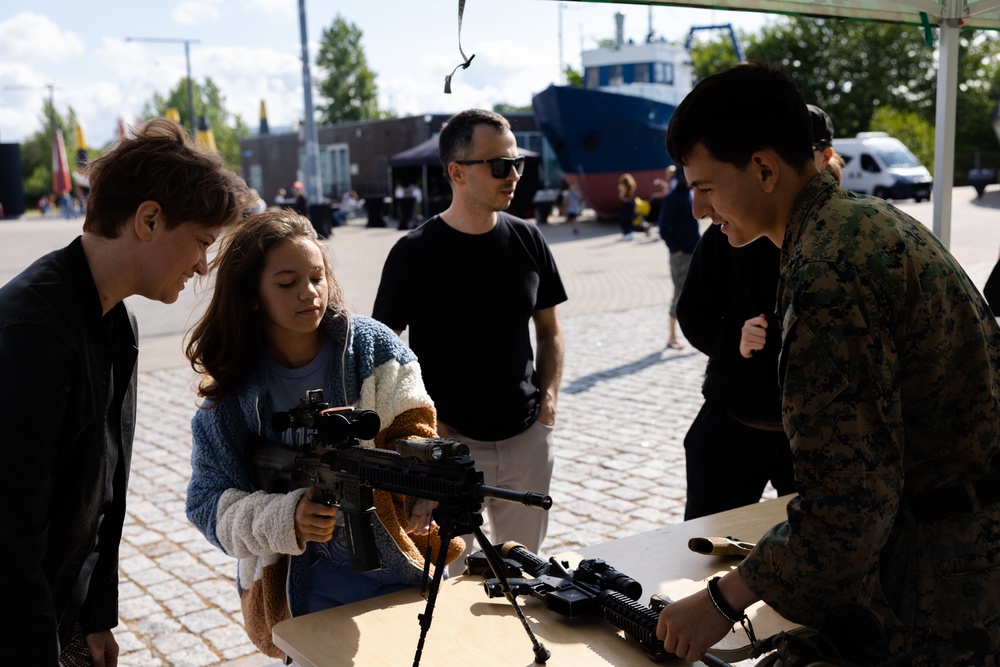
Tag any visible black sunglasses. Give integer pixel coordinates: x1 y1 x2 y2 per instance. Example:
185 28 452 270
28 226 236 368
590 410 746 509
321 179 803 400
454 156 526 178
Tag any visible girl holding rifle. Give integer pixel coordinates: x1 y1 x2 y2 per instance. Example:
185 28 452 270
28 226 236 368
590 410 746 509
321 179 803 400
184 210 463 658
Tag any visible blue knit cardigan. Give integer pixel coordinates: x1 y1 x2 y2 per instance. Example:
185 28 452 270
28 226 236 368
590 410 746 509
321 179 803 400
185 309 462 657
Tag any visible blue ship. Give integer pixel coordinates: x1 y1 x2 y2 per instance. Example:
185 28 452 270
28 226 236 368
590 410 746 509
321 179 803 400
532 13 697 219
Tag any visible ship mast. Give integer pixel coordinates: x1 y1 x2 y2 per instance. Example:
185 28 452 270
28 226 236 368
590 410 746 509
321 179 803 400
559 2 565 84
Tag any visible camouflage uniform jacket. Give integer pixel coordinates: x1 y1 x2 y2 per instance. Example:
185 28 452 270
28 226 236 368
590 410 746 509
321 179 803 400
738 171 1000 664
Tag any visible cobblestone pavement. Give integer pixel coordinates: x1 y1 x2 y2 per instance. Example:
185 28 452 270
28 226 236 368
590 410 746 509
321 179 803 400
18 192 995 667
114 215 713 667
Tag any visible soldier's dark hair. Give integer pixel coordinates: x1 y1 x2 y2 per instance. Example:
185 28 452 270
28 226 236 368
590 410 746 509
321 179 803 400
84 117 251 238
666 60 813 173
438 108 511 179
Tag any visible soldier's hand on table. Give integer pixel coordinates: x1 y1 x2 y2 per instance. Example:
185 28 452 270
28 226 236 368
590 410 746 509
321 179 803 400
656 589 734 663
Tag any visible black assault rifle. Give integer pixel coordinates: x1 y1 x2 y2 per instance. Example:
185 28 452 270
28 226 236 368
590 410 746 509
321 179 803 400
247 389 553 666
469 542 733 667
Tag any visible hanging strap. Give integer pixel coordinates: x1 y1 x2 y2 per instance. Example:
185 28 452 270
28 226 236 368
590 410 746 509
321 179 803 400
444 0 476 94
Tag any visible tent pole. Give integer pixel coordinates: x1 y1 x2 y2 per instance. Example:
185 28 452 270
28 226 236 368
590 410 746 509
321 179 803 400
422 163 429 219
932 15 960 247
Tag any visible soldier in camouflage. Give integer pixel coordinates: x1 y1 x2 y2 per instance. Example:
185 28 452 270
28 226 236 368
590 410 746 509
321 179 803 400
655 61 1000 666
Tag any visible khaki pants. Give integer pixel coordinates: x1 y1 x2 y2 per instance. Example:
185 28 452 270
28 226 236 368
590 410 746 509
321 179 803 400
445 419 555 576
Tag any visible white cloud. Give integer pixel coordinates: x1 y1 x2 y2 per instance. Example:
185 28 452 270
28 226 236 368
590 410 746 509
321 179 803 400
173 0 223 26
199 45 303 127
0 11 85 64
240 0 295 18
375 36 559 118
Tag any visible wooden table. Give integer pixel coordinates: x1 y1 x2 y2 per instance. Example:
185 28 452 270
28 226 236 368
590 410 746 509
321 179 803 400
273 496 797 667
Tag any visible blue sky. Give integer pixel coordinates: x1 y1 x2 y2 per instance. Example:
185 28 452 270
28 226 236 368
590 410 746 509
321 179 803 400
0 1 770 147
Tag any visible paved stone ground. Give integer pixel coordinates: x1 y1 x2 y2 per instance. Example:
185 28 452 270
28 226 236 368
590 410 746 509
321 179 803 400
117 309 712 667
7 189 995 667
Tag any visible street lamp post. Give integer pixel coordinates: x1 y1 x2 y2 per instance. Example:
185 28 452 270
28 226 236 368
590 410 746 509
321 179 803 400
125 36 200 138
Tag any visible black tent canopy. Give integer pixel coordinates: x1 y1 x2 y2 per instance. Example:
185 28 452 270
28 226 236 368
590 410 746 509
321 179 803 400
389 134 541 220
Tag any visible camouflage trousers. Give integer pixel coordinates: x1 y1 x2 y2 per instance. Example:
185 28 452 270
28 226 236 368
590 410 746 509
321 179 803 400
877 504 1000 666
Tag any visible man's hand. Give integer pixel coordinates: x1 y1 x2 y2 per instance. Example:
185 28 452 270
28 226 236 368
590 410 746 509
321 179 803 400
406 498 439 536
536 401 556 427
294 486 338 543
739 314 768 359
656 589 734 662
85 630 119 667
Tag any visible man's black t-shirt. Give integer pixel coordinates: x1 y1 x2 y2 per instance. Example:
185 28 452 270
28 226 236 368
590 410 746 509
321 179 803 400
373 213 567 440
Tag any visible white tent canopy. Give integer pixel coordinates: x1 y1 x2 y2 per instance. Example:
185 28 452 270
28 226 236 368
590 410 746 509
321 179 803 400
560 0 1000 247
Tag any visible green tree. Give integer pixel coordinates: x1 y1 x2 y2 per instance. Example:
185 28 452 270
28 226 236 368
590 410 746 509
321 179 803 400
869 107 936 175
689 32 744 83
564 65 583 88
955 32 1000 155
315 15 385 124
493 103 533 114
19 100 82 209
745 17 1000 179
745 17 937 138
144 77 249 169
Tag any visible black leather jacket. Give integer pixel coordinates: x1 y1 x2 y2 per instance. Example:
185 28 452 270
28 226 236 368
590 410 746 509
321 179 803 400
0 236 137 664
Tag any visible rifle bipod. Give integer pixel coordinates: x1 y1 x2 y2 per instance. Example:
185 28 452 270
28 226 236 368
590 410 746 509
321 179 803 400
410 512 550 667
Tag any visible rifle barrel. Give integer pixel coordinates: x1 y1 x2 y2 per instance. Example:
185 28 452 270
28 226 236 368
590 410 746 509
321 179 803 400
480 485 552 509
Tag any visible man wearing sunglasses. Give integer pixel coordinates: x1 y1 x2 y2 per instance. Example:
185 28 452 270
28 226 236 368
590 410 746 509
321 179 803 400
373 109 567 572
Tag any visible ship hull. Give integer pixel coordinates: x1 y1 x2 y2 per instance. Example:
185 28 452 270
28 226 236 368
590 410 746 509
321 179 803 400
533 84 678 220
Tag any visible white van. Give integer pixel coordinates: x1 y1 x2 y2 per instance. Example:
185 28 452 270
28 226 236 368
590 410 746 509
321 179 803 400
832 132 933 202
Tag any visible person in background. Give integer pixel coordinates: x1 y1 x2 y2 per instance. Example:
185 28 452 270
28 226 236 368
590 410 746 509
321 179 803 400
657 175 701 350
291 181 307 217
647 165 678 224
653 165 678 199
373 108 566 574
562 180 584 235
333 189 359 227
184 210 463 659
0 117 250 666
675 104 842 520
249 188 267 215
273 187 288 208
393 182 406 223
657 61 1000 666
408 182 423 223
617 173 638 241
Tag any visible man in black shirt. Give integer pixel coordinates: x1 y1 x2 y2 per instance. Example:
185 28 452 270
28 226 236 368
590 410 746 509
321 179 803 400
373 109 566 570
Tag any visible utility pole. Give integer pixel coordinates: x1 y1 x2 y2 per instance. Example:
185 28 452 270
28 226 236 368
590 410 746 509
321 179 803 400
297 0 322 208
125 36 200 138
5 83 56 140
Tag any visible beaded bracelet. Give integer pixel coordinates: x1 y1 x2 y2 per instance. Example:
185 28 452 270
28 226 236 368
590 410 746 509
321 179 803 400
707 576 758 647
706 576 742 624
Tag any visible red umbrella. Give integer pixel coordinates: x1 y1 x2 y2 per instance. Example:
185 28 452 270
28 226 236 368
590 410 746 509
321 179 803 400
52 129 72 196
